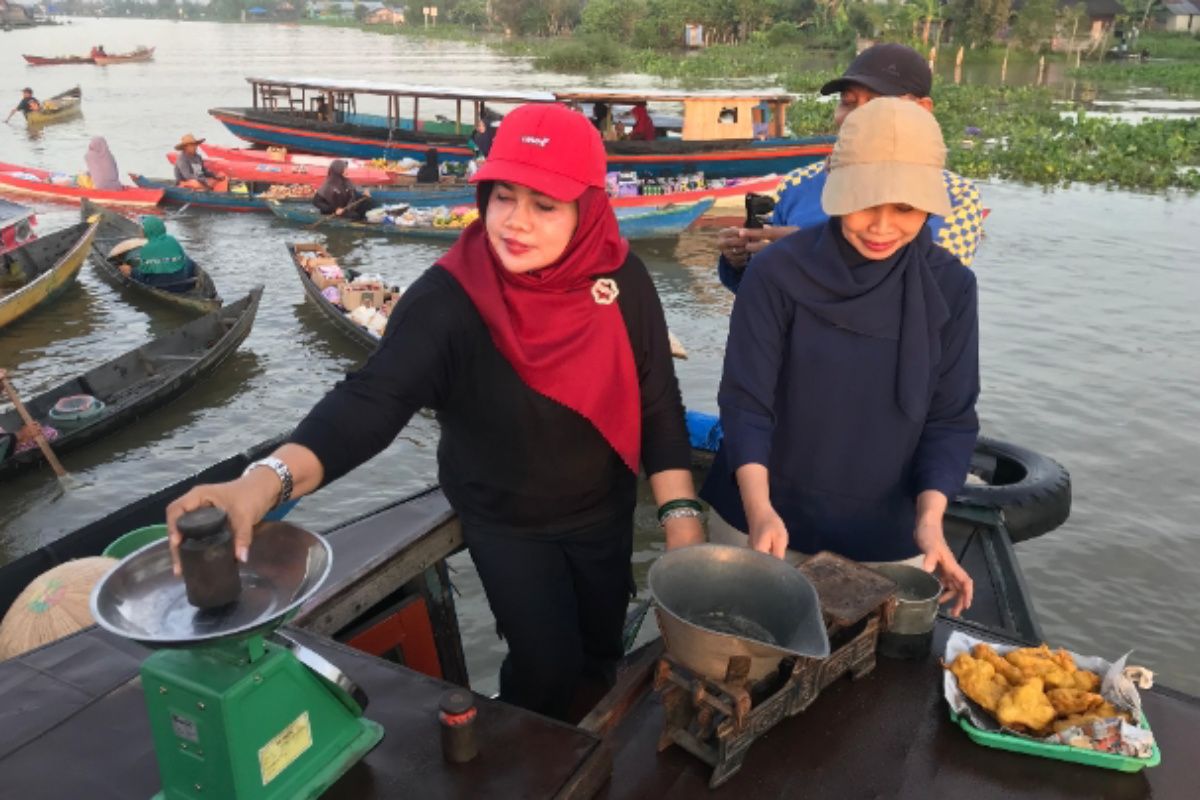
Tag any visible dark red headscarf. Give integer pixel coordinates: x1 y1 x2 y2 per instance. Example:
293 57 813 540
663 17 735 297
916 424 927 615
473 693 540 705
437 184 639 473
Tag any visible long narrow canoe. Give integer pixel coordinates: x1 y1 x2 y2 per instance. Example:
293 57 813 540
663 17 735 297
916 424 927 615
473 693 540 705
0 219 98 329
0 287 262 479
0 432 297 620
25 87 82 126
288 242 382 351
610 175 779 209
81 199 222 313
130 173 474 212
0 161 162 209
23 54 94 65
267 197 715 241
93 47 155 65
170 151 395 186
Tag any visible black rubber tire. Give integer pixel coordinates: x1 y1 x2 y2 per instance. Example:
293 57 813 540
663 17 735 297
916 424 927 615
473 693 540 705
955 437 1072 543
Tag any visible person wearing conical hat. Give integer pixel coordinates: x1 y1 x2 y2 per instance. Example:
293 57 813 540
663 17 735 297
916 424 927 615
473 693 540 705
173 133 227 192
703 98 977 617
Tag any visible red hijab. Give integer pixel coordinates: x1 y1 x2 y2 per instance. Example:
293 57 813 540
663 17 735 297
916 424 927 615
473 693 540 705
437 184 640 473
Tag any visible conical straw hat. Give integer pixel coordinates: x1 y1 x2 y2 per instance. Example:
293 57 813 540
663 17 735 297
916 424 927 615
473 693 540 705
0 557 117 661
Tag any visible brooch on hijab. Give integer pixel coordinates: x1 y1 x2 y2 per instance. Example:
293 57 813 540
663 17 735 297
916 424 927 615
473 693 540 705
592 278 619 305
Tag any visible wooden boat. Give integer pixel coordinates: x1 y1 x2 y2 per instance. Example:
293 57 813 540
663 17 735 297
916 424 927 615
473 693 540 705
24 86 82 126
0 161 162 209
22 54 94 65
610 174 780 209
8 431 1194 798
0 219 98 330
92 46 155 65
0 432 297 620
266 197 714 240
209 78 833 178
0 198 37 255
171 149 396 187
288 242 382 350
0 287 262 479
81 199 222 313
130 174 476 212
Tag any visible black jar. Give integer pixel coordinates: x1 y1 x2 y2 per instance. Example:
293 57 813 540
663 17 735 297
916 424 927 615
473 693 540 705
177 507 242 609
439 688 478 764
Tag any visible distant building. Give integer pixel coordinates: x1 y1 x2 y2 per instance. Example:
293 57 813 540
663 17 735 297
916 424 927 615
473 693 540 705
366 7 404 25
0 0 35 26
1162 0 1200 32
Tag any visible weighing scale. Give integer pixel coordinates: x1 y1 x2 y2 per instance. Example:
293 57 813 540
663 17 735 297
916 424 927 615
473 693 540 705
90 522 384 800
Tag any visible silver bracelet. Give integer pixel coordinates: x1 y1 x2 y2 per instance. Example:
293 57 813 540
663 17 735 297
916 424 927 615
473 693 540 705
242 457 293 508
659 507 703 527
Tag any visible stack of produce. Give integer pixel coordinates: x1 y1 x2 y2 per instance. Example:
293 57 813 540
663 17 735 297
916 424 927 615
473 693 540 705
259 184 315 201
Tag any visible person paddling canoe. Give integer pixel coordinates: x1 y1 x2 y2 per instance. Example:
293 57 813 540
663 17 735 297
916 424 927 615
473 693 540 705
5 89 40 123
166 103 704 721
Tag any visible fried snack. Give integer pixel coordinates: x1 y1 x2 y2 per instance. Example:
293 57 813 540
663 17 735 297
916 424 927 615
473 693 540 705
1046 688 1106 716
996 677 1058 733
949 654 1009 713
1071 669 1102 692
1005 645 1080 690
973 643 1024 685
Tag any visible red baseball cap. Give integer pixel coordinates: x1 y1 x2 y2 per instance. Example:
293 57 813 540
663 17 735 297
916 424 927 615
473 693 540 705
470 103 607 202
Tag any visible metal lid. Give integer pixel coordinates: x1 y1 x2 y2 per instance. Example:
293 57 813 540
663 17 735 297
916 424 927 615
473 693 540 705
440 689 474 716
90 521 331 647
176 507 228 541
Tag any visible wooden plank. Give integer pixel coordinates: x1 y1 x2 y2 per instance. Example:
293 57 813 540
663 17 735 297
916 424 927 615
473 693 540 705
579 640 664 739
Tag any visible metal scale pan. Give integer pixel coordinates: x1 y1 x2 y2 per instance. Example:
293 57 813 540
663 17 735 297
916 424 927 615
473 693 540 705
90 521 332 647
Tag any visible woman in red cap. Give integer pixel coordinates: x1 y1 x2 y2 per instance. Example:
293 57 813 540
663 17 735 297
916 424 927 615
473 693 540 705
166 103 703 720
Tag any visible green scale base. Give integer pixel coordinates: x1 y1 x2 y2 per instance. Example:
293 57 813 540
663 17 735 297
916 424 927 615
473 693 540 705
142 636 383 800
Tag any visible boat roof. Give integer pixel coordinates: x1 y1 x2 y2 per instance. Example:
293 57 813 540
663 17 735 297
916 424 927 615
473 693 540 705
0 198 34 226
244 77 793 105
555 88 794 104
245 76 555 103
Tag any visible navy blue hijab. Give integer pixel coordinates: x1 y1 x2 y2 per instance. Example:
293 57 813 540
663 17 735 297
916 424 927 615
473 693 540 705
794 219 954 421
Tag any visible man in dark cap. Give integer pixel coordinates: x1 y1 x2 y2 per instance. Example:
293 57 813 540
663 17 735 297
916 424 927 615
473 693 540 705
5 88 41 123
717 43 984 291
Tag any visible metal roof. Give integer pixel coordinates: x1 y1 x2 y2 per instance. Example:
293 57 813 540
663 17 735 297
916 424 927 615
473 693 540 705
1163 0 1200 14
245 77 554 104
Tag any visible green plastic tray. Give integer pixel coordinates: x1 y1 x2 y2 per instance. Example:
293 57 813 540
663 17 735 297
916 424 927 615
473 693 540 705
102 524 168 560
949 707 1161 772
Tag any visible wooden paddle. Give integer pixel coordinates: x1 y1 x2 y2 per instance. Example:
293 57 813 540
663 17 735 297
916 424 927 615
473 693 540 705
307 194 370 230
0 369 69 482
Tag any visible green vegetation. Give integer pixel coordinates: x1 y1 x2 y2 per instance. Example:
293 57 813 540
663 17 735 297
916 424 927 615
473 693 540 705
1138 31 1200 61
783 85 1200 191
1071 63 1200 95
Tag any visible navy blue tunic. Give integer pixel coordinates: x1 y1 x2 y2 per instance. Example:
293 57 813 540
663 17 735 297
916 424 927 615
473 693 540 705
701 222 980 562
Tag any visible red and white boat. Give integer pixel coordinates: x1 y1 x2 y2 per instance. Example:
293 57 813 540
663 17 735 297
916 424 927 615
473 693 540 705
0 162 163 209
0 199 37 255
172 149 396 187
609 174 781 209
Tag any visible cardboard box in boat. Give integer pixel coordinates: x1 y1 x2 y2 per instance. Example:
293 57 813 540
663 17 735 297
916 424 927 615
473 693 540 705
342 284 386 312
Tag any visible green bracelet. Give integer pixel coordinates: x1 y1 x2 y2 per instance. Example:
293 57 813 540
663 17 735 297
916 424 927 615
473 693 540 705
657 498 703 524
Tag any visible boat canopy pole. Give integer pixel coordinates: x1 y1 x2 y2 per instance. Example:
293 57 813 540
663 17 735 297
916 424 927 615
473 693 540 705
456 99 462 135
413 96 419 134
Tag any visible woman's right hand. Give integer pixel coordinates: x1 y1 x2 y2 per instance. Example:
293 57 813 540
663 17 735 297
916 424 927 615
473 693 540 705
746 506 790 559
165 469 280 576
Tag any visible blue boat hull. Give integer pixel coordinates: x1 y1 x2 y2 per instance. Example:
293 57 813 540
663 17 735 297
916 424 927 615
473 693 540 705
211 108 834 179
267 198 713 241
132 175 476 212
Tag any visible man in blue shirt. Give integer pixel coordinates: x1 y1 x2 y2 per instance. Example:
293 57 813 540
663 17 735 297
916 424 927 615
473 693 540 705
717 44 984 292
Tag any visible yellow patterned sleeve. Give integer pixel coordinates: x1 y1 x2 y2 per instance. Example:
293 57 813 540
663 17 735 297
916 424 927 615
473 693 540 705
934 171 984 268
769 161 826 202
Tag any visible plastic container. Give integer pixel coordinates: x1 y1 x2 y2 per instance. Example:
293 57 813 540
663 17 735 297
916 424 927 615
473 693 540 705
949 708 1161 773
47 394 106 432
102 524 168 559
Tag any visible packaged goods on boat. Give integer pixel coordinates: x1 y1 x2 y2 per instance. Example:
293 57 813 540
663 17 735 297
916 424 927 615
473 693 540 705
943 631 1159 770
296 251 401 339
367 204 478 230
258 183 314 201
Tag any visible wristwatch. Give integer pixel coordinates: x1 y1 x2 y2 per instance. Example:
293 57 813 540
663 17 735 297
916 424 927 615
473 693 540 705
243 456 294 508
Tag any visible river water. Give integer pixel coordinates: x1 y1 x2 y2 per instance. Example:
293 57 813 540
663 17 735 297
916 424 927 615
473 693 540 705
1 19 1198 696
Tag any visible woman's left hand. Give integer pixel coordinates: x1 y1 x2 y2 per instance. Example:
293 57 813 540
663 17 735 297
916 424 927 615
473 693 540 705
914 519 973 617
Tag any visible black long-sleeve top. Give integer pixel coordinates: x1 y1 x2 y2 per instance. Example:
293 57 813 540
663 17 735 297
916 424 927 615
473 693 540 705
290 255 691 535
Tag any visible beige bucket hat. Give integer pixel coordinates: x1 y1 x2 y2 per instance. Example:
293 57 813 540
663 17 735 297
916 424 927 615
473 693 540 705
174 133 206 151
821 97 952 218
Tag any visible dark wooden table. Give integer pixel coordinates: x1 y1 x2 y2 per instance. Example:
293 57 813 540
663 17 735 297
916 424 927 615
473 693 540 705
0 626 607 800
597 622 1200 799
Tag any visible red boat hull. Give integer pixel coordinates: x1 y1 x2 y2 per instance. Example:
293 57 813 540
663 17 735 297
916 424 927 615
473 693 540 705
168 151 395 187
0 161 162 209
22 55 95 66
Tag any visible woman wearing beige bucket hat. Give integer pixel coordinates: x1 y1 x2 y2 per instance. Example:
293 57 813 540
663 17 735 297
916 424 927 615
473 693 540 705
701 98 978 615
173 133 227 192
